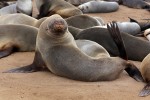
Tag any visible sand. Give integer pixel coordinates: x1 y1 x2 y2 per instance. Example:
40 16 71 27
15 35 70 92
0 5 150 100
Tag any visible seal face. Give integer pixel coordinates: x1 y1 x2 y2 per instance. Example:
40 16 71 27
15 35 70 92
46 19 67 36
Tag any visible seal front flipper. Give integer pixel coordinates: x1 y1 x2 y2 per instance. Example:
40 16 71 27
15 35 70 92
139 82 150 97
107 22 144 82
3 51 48 73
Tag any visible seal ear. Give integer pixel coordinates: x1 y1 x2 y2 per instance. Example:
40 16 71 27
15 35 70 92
139 82 150 97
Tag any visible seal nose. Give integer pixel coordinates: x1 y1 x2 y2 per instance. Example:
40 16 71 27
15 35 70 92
48 19 67 36
53 21 65 32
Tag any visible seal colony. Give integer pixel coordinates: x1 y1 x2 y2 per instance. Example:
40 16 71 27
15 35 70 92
4 14 144 83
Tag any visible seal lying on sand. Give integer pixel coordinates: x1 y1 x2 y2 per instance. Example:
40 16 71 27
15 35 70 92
121 0 150 10
35 0 82 19
129 17 150 32
0 0 32 15
78 1 119 13
144 28 150 41
0 24 38 58
4 14 144 83
139 53 150 97
76 25 150 61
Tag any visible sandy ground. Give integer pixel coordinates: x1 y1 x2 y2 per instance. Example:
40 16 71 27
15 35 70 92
0 5 150 100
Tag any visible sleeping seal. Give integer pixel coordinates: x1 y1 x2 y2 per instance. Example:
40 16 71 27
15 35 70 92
78 1 119 13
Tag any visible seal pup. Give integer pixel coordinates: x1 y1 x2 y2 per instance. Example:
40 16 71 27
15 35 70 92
139 53 150 97
35 0 82 19
4 14 144 82
76 25 150 61
0 24 38 58
78 1 119 13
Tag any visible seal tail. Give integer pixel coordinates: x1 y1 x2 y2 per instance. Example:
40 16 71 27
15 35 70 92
107 22 144 82
139 82 150 97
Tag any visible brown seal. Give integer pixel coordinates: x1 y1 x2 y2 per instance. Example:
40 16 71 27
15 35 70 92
139 53 150 97
35 0 83 19
0 24 38 58
4 14 144 83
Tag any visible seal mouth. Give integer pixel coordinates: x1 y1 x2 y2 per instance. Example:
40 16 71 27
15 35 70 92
47 19 67 36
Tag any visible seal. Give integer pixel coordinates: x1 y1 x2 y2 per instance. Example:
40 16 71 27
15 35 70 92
116 22 141 36
139 53 150 97
35 0 83 19
0 24 38 58
16 0 32 16
0 13 38 26
129 17 150 32
78 1 119 13
4 14 144 83
144 28 150 41
0 0 32 15
0 3 17 15
76 24 150 61
65 0 101 6
65 14 102 29
120 0 150 10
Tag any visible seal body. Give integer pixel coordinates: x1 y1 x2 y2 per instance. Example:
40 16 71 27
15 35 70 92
35 0 83 19
121 0 150 9
16 0 32 15
116 22 141 36
76 27 150 61
139 53 150 97
78 1 119 13
0 13 38 26
0 24 38 58
65 15 102 29
0 4 17 15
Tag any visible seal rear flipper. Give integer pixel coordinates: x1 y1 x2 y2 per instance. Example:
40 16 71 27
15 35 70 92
107 22 128 60
139 82 150 97
125 62 144 82
0 43 16 59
